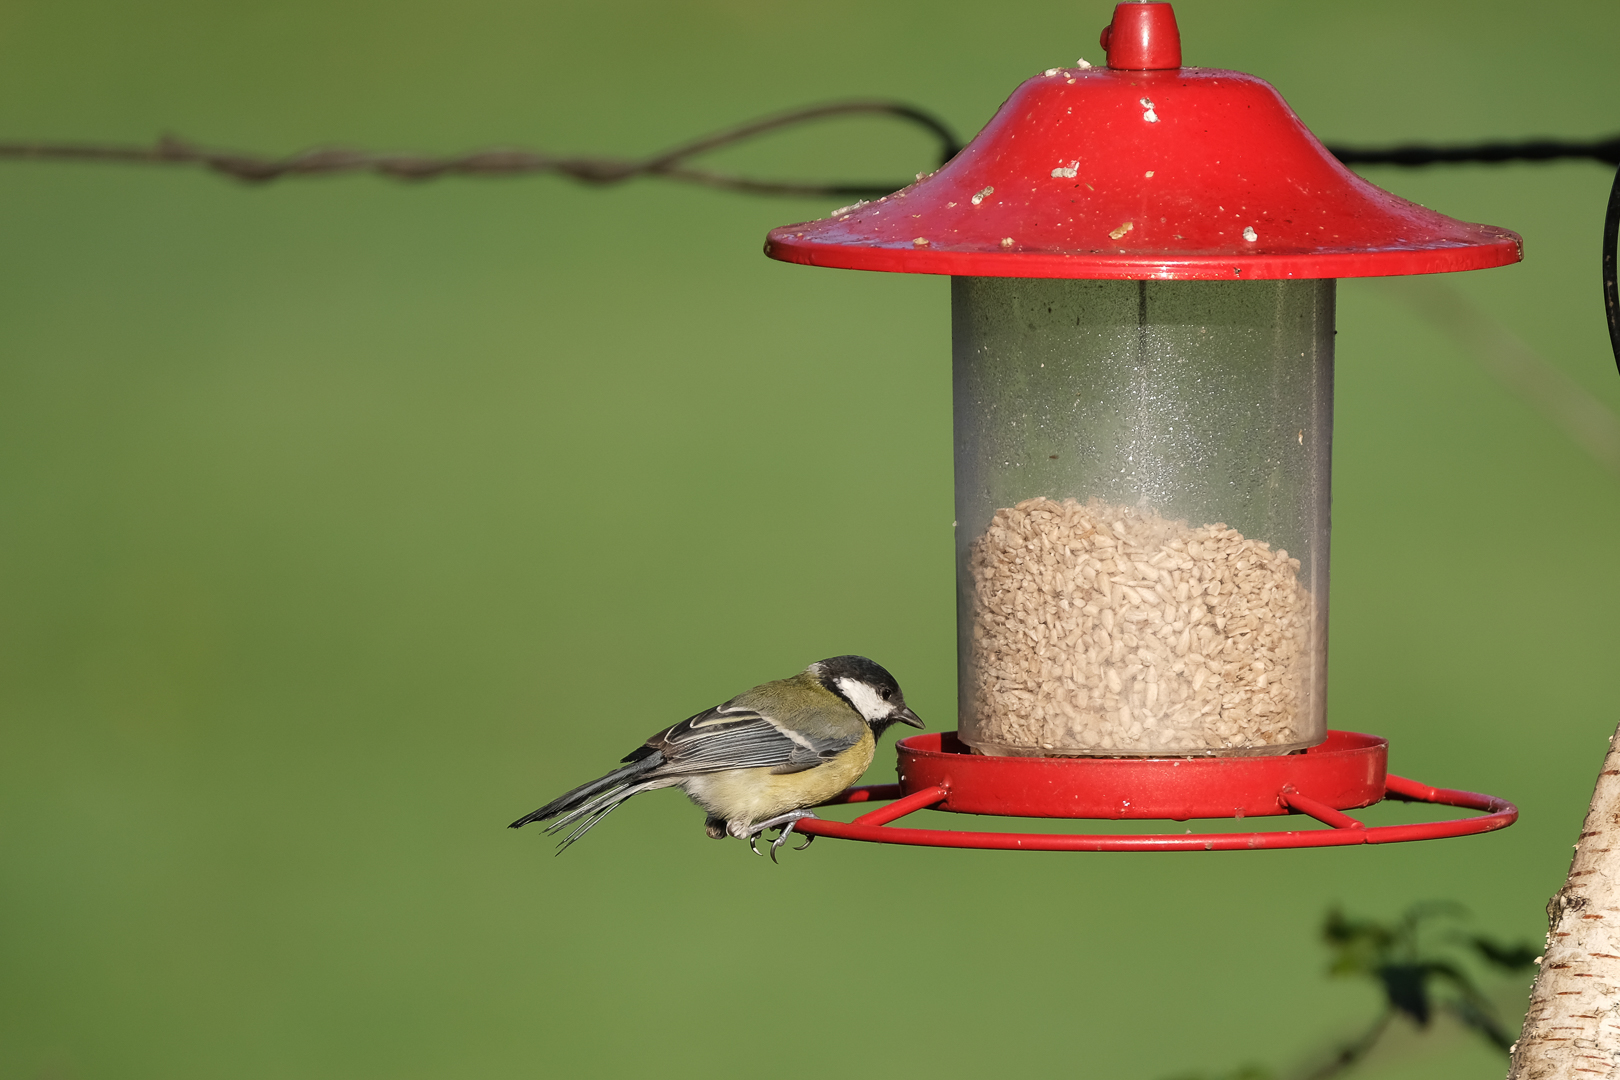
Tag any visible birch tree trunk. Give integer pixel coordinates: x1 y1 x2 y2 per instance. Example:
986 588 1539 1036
1509 723 1620 1079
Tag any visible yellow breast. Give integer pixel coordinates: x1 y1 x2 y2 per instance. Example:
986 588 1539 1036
682 727 876 828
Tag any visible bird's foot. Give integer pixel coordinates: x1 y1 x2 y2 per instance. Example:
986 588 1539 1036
737 811 818 862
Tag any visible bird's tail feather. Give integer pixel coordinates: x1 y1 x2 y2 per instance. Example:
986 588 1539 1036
545 779 665 854
508 751 665 831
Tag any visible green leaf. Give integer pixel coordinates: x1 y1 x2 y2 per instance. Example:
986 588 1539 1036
1377 963 1433 1025
1471 936 1540 970
1443 997 1516 1053
1158 1067 1276 1080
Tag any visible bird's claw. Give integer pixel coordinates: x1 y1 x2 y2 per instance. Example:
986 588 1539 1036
768 823 795 864
739 810 817 862
768 825 815 862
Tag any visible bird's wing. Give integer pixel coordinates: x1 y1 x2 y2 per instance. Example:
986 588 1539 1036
639 703 862 777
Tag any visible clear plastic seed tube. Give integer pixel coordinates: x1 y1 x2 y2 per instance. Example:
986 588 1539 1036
953 277 1334 756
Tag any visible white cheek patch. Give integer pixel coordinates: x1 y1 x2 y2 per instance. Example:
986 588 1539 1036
835 677 888 723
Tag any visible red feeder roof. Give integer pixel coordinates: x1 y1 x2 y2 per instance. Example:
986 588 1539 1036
765 4 1521 281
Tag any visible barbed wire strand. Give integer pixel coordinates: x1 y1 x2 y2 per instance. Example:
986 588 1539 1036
0 100 962 200
0 103 1614 196
0 102 1614 369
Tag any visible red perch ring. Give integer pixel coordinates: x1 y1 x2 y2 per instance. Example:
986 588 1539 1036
796 730 1516 851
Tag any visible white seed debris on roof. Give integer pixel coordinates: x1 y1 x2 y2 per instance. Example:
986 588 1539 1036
1145 170 1155 178
971 186 995 206
830 199 869 218
1076 58 1092 69
1243 226 1258 242
1000 237 1015 248
913 237 929 246
1109 221 1134 240
1140 97 1159 123
1044 67 1062 76
1051 162 1079 179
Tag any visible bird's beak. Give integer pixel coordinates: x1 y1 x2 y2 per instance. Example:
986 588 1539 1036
893 706 924 729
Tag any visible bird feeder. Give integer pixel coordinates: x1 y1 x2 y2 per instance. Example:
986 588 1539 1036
765 2 1519 850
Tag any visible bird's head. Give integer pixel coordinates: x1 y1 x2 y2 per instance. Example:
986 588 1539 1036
810 655 924 736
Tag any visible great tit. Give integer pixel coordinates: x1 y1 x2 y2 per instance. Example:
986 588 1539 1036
509 655 923 860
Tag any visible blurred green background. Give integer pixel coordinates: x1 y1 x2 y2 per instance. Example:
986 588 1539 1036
1 1 1616 1077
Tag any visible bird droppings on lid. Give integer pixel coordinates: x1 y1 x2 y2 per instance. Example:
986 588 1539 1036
971 186 995 206
913 237 929 246
1000 237 1015 248
1109 221 1134 240
1051 162 1078 179
1140 97 1158 122
1243 226 1258 242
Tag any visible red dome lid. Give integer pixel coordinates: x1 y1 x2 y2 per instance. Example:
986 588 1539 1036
765 4 1520 281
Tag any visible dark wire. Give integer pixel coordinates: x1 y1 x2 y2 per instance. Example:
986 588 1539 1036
1605 165 1620 374
0 106 1616 371
1325 135 1620 167
0 100 962 200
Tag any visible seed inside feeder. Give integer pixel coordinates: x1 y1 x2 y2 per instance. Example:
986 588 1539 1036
965 497 1315 757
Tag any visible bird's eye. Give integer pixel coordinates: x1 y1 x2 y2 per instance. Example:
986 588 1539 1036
881 688 893 700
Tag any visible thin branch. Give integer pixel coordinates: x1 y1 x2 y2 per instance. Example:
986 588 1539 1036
1294 1010 1395 1080
0 100 963 199
1370 276 1620 479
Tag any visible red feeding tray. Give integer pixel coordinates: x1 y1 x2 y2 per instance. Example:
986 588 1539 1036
796 731 1516 852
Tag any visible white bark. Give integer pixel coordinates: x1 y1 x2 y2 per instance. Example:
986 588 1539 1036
1509 723 1620 1079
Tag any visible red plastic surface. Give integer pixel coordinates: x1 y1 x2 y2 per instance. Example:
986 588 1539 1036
764 8 1521 280
1103 2 1181 70
793 733 1517 851
895 730 1385 819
